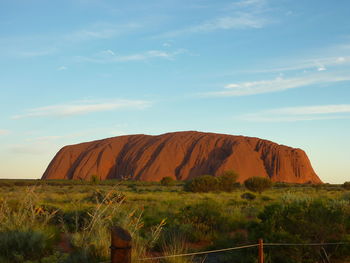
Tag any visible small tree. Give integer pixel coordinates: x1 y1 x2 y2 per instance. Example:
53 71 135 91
90 174 100 184
184 175 218 192
342 181 350 190
244 176 272 194
217 170 239 192
160 176 174 186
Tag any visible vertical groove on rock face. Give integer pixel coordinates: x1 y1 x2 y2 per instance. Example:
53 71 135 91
96 147 106 169
175 134 207 179
206 138 234 175
186 135 220 178
111 135 146 180
42 131 322 183
254 140 271 178
66 144 93 180
135 136 171 179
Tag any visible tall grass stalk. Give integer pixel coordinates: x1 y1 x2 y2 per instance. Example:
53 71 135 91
161 233 193 263
0 186 57 231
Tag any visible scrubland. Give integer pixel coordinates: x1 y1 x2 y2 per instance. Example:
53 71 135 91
0 179 349 263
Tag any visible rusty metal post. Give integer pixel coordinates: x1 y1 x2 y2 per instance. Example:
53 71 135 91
258 238 264 263
111 226 132 263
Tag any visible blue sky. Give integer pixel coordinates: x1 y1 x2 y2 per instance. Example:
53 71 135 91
0 0 349 183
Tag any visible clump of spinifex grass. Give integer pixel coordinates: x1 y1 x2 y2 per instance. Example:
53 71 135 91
64 186 166 262
69 187 128 260
0 186 166 262
0 186 58 231
161 232 193 263
0 187 59 262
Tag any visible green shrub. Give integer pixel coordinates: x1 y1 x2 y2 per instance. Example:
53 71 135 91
0 188 58 232
40 252 69 263
160 176 175 186
184 171 239 192
343 181 350 190
261 195 273 201
175 200 229 241
0 230 53 262
342 192 350 201
253 199 350 263
184 175 218 192
61 209 92 232
90 175 100 184
85 189 125 204
217 170 239 192
241 192 256 200
127 184 138 192
274 182 291 188
244 176 272 194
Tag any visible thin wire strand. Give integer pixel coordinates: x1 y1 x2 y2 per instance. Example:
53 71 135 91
100 241 350 263
137 244 259 260
264 242 348 246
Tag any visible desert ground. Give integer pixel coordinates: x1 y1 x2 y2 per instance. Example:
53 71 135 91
0 179 349 263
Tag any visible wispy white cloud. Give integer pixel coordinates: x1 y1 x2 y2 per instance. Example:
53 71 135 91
239 104 350 122
202 73 350 97
0 129 10 135
32 135 65 142
64 22 141 42
57 66 67 71
162 42 172 47
105 49 115 56
1 22 142 59
18 48 57 58
8 144 50 155
12 99 152 119
7 125 130 155
273 105 350 115
160 14 268 38
232 0 267 8
262 56 350 73
288 56 350 71
158 0 269 38
8 135 66 155
76 49 186 63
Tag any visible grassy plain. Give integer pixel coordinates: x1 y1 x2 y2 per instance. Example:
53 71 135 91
0 179 349 263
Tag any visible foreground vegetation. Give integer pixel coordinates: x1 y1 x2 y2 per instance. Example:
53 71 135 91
0 179 349 263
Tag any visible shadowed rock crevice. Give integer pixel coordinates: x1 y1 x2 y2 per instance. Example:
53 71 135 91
187 138 234 178
175 134 207 179
42 131 322 183
107 135 146 180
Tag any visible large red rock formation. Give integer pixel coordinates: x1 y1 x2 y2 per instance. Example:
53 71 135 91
42 131 322 183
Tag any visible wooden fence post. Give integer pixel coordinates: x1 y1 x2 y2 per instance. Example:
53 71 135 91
258 238 264 263
111 226 132 263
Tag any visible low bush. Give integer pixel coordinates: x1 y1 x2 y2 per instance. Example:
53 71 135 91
261 195 273 201
184 171 239 192
90 175 100 184
0 230 54 262
217 170 239 192
85 189 125 204
160 176 175 186
343 181 350 190
252 199 350 263
184 175 218 192
241 192 256 200
244 176 272 194
174 200 230 242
